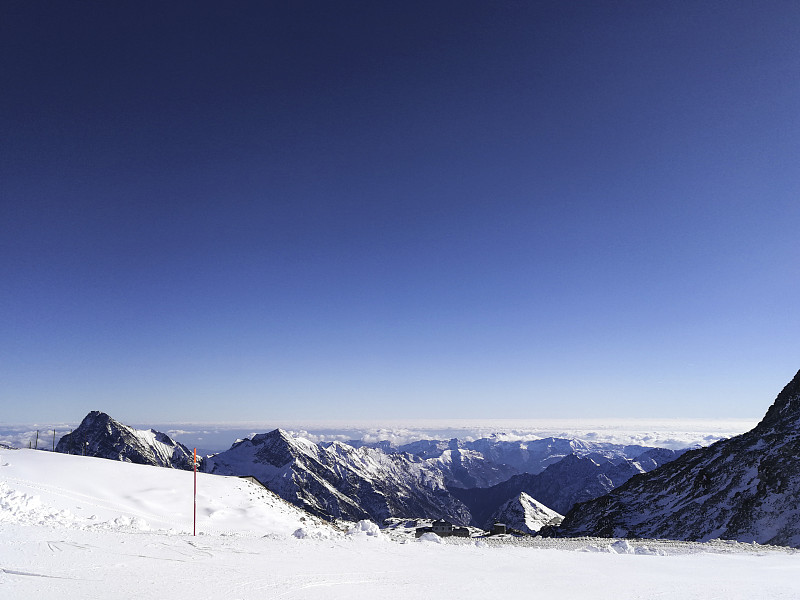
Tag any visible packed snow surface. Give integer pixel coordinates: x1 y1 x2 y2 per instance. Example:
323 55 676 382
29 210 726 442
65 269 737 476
2 448 799 599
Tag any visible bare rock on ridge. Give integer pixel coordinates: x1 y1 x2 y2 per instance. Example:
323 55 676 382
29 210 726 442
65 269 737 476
552 369 800 547
56 411 194 470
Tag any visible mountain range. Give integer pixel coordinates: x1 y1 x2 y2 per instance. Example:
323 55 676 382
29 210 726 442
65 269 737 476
450 448 682 526
200 429 472 524
44 367 800 548
53 411 677 528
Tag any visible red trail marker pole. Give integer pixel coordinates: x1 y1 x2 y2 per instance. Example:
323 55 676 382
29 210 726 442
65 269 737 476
193 448 197 537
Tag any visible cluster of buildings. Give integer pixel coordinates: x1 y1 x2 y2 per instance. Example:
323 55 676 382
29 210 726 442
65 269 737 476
414 519 507 538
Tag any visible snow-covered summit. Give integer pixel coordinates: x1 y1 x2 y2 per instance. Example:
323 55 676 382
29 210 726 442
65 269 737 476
490 492 563 534
56 411 194 469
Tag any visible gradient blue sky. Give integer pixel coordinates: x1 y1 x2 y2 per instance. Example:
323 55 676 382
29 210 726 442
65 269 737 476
2 1 799 424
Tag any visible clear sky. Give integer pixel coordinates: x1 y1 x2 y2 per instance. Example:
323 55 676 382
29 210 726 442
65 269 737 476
2 1 799 425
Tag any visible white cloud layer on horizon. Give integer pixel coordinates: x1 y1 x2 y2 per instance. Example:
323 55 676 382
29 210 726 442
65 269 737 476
0 418 759 454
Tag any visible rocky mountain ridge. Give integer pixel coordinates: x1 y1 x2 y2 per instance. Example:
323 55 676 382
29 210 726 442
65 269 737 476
55 411 194 470
551 369 800 547
201 428 472 524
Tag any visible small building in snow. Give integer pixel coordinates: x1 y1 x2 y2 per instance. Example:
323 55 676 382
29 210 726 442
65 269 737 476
432 519 452 535
490 522 507 536
415 520 471 538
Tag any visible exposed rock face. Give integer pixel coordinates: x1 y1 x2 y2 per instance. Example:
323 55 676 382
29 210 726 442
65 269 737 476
553 369 800 547
489 492 563 534
55 411 194 470
201 429 472 524
450 450 680 526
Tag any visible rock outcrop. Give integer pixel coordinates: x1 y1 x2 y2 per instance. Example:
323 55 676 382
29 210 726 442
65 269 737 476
56 411 194 470
552 369 800 547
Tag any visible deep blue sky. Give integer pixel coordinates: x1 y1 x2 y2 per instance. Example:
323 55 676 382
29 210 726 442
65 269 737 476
2 1 799 424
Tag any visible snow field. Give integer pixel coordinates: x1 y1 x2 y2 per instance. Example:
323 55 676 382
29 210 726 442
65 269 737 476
2 449 800 599
4 524 799 600
0 448 331 537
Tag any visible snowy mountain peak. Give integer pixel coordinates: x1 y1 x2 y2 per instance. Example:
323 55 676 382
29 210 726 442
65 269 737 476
203 429 471 524
80 410 115 432
490 492 563 534
249 428 294 445
56 411 193 470
755 368 800 434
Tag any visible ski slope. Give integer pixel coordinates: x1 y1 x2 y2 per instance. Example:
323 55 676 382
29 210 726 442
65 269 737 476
1 448 799 599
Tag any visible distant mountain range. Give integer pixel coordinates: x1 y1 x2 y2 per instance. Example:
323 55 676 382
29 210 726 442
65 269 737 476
450 448 682 526
54 410 678 528
548 368 800 547
45 368 800 548
354 436 663 485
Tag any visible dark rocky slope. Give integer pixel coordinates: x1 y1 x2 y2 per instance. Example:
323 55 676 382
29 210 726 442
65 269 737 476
551 369 800 547
56 411 194 469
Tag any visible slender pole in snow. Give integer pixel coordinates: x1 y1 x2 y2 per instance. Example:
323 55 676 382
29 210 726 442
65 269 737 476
193 448 197 537
34 430 38 450
52 430 56 452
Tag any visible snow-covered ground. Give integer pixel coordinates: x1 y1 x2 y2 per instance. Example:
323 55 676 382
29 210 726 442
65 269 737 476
2 449 798 599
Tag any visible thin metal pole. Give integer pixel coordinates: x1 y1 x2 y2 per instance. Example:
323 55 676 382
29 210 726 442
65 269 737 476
193 448 197 537
52 430 56 452
34 430 38 450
